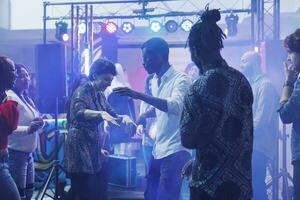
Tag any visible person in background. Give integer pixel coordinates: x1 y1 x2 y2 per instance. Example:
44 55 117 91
6 64 44 200
105 63 136 155
180 8 253 200
0 56 20 200
135 74 155 175
64 58 134 200
278 28 300 200
28 73 38 105
114 37 192 200
240 51 279 200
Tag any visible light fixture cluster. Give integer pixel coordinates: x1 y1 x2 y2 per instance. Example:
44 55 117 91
91 19 194 34
149 19 194 33
92 21 129 34
55 18 195 41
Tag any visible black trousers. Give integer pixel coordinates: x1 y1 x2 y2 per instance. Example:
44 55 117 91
190 186 251 200
67 162 109 200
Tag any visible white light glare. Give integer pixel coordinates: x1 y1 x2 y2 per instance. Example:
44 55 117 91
84 48 90 75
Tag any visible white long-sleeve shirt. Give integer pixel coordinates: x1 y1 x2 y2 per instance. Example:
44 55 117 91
151 66 192 159
6 90 40 152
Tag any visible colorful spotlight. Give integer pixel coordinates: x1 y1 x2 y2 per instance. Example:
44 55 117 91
180 19 193 32
150 21 162 33
62 33 69 42
121 22 134 33
165 20 178 33
105 22 118 34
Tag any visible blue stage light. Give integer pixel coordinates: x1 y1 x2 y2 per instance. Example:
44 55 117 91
165 20 178 33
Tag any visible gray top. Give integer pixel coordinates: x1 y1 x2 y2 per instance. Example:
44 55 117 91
251 74 279 159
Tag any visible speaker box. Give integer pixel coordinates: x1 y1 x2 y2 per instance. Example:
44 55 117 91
108 155 136 188
35 43 67 114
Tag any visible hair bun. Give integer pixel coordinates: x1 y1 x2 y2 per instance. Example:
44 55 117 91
201 9 221 24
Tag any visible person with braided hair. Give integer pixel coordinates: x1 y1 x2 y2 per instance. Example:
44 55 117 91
180 7 253 200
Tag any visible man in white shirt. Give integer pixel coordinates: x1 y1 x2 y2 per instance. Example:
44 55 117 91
114 37 191 200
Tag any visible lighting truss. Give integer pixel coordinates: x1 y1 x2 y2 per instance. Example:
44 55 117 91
42 0 280 88
255 0 280 42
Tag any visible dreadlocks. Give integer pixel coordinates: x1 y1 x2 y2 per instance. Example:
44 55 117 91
187 7 226 56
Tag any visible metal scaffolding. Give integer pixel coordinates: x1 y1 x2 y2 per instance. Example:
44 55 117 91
255 0 280 42
42 0 254 76
42 0 282 77
43 0 253 42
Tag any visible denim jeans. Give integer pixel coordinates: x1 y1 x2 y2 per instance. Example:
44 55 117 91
144 150 190 200
68 162 109 200
294 160 300 200
142 145 153 175
0 156 21 200
8 149 34 200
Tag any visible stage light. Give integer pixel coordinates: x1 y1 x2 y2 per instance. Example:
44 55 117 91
121 22 134 33
78 22 86 34
254 46 259 52
150 21 162 33
180 19 193 32
62 33 69 42
55 21 68 42
93 22 105 34
224 28 229 36
105 22 118 34
165 20 178 33
225 13 239 36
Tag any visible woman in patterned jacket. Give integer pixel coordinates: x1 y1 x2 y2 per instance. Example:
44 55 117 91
64 58 134 200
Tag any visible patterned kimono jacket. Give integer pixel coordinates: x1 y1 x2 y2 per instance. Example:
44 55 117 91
64 82 117 174
180 61 254 200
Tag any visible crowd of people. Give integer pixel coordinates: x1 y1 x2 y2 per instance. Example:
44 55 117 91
0 7 300 200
